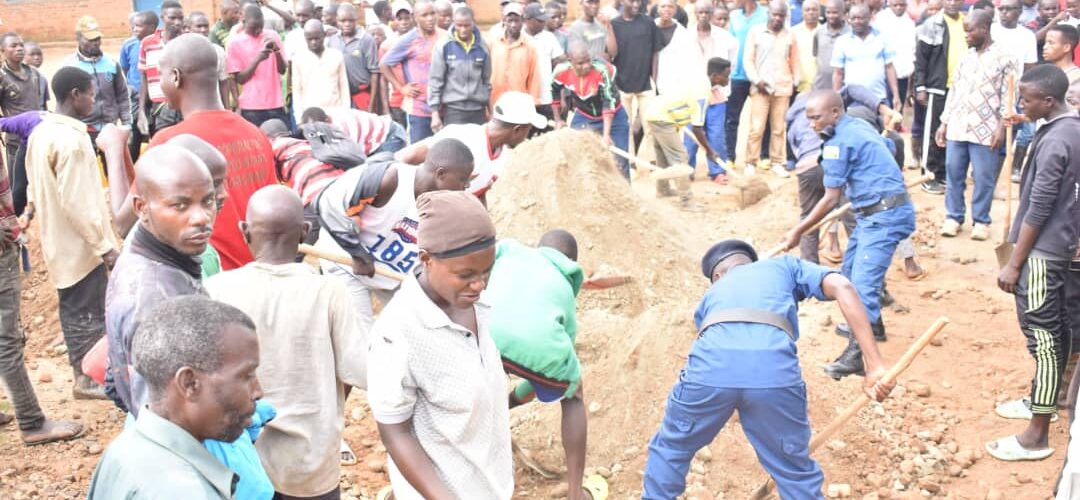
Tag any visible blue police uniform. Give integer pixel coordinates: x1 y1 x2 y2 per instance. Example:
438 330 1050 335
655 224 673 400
822 115 915 323
643 256 836 499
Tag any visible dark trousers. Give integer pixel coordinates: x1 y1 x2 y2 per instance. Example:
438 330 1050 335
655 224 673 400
57 264 108 370
796 165 825 264
442 107 486 126
407 113 434 143
725 79 752 159
887 77 910 115
240 107 289 128
1069 262 1080 352
0 250 45 430
273 486 341 500
389 107 407 127
530 104 554 138
7 142 27 216
1016 257 1074 415
912 91 947 182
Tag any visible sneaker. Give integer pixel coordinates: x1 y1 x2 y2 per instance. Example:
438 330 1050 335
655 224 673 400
971 223 990 241
940 218 961 237
770 164 790 178
921 180 946 195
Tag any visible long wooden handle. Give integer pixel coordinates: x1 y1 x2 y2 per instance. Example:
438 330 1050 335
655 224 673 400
609 145 660 172
297 243 407 281
750 317 950 499
763 173 934 259
1002 74 1017 242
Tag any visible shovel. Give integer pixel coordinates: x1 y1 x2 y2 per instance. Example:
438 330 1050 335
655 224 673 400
298 243 407 281
608 145 695 181
995 75 1017 268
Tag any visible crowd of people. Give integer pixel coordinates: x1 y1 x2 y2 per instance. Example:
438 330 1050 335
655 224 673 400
0 0 1078 498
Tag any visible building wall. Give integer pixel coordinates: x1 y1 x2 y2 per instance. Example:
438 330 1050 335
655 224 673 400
0 0 217 42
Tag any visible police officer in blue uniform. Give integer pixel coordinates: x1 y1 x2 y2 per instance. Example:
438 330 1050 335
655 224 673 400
782 90 917 379
641 240 893 499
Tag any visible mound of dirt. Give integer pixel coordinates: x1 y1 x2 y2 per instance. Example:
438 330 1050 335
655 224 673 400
486 130 968 498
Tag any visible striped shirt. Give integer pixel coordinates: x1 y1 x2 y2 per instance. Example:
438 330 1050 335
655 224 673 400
324 107 393 155
138 31 166 103
271 136 344 207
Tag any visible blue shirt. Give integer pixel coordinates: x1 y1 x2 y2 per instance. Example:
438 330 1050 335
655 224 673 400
830 28 895 101
821 115 906 208
786 85 888 164
729 6 768 81
686 256 835 389
119 36 142 92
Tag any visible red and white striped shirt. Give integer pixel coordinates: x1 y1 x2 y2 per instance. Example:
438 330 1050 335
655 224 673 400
271 136 345 206
138 31 166 103
324 107 393 155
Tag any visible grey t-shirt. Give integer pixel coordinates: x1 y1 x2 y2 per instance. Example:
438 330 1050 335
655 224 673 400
327 31 380 91
812 24 849 91
569 19 607 61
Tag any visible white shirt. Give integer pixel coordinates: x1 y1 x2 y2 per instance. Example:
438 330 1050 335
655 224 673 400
367 276 513 500
284 27 308 61
873 9 917 78
429 123 506 197
656 22 698 95
529 29 564 105
292 47 351 116
990 23 1037 77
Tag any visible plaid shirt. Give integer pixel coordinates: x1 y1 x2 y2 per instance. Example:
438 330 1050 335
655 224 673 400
940 43 1016 146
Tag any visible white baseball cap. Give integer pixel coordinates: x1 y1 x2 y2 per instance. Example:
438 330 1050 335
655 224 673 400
492 92 548 129
392 0 413 14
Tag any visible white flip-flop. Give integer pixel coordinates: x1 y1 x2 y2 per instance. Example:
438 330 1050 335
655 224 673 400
985 435 1054 462
995 398 1059 422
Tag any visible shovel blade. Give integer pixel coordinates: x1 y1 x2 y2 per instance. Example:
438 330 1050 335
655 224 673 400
995 242 1014 269
649 164 695 181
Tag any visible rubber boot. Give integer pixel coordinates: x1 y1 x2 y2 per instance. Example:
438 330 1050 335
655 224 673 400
824 337 865 380
1011 144 1027 184
834 319 887 342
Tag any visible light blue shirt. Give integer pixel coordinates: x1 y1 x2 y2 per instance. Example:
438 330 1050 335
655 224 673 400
729 6 768 81
686 256 835 389
830 28 895 101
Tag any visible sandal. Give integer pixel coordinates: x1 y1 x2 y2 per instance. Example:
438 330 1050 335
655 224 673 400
583 474 609 500
995 398 1058 422
0 412 13 427
340 439 358 465
985 435 1054 461
21 419 84 446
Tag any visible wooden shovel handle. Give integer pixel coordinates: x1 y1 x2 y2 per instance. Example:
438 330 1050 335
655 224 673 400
750 317 950 499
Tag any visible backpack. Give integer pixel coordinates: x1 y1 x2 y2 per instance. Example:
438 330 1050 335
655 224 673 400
300 121 367 170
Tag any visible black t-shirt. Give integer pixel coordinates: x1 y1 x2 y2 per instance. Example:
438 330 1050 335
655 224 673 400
611 14 663 93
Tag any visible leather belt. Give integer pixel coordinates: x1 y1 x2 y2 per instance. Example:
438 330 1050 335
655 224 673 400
853 193 910 217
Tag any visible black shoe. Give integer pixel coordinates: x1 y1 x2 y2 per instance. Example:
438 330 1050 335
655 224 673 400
824 338 865 380
880 287 895 307
834 321 887 342
920 180 946 195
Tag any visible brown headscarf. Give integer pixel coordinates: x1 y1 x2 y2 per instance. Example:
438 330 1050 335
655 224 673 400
417 191 496 258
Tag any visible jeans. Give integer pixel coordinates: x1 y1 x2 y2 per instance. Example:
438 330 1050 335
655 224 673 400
240 107 289 128
57 264 108 370
945 140 1001 225
372 121 409 156
842 205 916 322
684 102 728 177
406 114 434 143
725 79 752 158
643 378 823 499
570 107 631 179
0 250 45 431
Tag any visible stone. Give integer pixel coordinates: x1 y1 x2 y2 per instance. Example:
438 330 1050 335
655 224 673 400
929 335 944 347
361 438 377 448
31 315 44 326
691 462 706 475
85 443 103 456
908 382 931 398
695 446 713 463
917 480 941 493
986 489 1004 500
53 344 68 356
588 401 602 414
947 465 963 477
365 458 386 473
551 483 569 497
595 467 612 479
931 290 947 300
826 483 852 498
866 473 887 488
350 407 364 422
37 372 52 383
827 439 848 451
1015 473 1032 484
899 460 915 474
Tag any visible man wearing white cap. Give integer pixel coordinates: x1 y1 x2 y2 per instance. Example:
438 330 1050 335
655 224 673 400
396 91 547 204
